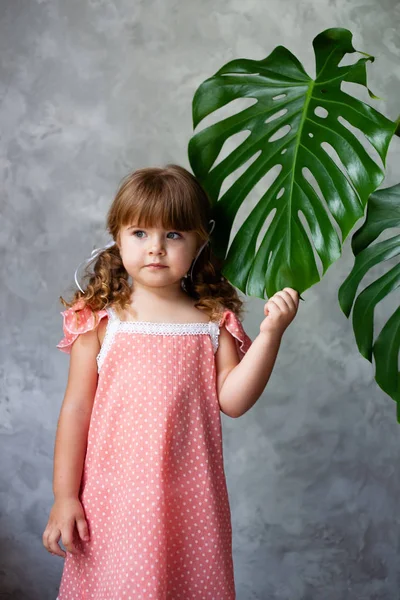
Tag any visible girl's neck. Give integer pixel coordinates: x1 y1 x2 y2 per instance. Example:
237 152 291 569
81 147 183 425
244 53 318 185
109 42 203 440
128 281 191 304
117 284 201 322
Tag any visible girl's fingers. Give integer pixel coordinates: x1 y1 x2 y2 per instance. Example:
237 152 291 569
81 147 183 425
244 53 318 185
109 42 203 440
264 299 283 316
61 528 80 555
42 528 49 547
275 289 297 312
50 544 66 558
282 288 300 308
268 295 290 313
76 516 90 542
268 289 299 314
46 530 66 558
265 300 281 315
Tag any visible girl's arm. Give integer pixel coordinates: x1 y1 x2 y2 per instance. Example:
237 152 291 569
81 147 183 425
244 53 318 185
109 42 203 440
43 328 100 558
53 328 99 499
216 288 299 418
216 327 282 418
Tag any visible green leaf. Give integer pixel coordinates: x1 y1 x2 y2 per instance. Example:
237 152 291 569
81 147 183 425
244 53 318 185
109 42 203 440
338 184 400 412
189 28 397 298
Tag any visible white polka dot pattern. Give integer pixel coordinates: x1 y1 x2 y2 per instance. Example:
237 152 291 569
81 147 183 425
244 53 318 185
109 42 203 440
55 302 252 599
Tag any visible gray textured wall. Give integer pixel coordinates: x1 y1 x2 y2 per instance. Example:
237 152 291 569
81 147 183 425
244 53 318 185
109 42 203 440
1 0 400 598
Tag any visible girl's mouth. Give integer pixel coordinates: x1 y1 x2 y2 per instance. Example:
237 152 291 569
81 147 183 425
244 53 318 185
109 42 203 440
146 264 168 269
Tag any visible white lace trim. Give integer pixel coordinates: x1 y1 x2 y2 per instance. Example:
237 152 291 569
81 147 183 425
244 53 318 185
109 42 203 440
96 307 220 372
96 310 120 372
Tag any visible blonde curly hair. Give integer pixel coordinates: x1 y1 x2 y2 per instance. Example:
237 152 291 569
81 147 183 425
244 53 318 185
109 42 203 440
60 164 245 322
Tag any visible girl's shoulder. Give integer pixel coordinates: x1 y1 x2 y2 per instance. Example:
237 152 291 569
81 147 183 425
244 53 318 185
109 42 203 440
217 307 252 360
56 299 109 354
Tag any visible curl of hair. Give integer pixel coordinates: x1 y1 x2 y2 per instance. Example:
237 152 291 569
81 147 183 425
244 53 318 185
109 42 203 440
182 243 245 322
60 245 132 312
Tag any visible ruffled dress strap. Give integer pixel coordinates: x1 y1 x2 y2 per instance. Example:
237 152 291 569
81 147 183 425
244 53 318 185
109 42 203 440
218 309 252 361
56 299 108 354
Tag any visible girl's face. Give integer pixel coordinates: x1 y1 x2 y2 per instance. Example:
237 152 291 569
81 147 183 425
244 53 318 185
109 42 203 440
118 223 200 289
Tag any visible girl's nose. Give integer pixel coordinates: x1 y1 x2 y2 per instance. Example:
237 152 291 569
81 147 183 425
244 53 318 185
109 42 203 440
149 237 165 254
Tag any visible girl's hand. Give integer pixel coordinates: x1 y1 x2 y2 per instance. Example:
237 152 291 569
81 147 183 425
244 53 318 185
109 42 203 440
42 497 90 558
260 287 300 337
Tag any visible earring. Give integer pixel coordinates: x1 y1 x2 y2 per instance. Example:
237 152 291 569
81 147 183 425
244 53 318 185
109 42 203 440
181 219 215 290
181 264 193 290
186 219 215 283
181 272 189 291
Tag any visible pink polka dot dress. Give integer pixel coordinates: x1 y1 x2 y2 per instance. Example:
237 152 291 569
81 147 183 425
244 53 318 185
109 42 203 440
55 299 252 600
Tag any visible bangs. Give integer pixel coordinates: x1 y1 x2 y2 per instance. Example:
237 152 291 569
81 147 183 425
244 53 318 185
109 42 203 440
117 174 207 233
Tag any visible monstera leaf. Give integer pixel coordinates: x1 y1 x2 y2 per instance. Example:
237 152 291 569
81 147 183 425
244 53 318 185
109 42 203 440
339 184 400 419
189 28 397 298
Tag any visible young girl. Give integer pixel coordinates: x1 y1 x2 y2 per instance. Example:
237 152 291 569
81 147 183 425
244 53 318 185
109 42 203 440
42 164 299 599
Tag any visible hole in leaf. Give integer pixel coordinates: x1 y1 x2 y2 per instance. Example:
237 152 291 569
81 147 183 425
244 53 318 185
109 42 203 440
211 130 252 170
298 210 324 279
219 150 262 199
341 81 375 105
268 124 291 143
277 187 285 200
255 208 277 255
193 97 257 133
281 148 287 154
320 141 352 184
358 256 400 346
264 108 288 124
227 164 282 254
337 115 384 170
220 72 261 77
302 167 343 244
309 132 314 138
314 106 328 118
338 53 361 68
272 93 286 100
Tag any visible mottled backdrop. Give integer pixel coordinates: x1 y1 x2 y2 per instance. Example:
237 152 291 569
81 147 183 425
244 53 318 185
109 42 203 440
1 0 400 598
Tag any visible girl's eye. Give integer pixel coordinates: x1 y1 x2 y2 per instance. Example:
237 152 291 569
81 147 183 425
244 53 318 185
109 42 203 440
132 230 181 239
132 230 146 238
